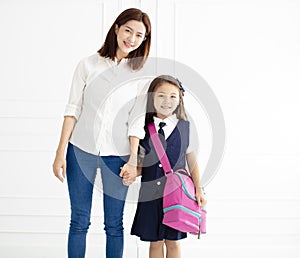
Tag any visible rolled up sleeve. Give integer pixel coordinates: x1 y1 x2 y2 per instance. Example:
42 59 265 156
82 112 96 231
64 59 87 120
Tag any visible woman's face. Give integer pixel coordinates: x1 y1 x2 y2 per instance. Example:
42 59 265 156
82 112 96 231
153 82 180 119
115 20 146 60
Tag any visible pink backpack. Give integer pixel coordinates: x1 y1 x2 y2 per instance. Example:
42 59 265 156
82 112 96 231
148 123 206 238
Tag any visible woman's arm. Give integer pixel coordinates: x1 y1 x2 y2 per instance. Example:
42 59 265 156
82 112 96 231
52 116 76 182
53 58 88 182
119 136 140 185
121 80 150 185
186 151 207 206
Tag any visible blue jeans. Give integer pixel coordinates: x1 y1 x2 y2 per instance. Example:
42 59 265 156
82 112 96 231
66 143 129 258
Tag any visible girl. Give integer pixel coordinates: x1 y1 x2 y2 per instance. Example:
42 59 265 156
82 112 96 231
131 75 207 258
52 8 151 258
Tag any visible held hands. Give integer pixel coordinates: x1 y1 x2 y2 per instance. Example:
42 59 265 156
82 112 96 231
52 153 66 183
195 187 207 207
119 163 137 186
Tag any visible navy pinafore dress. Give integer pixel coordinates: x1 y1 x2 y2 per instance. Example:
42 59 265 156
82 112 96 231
131 119 190 241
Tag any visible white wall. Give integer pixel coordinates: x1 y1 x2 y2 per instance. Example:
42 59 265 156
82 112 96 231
0 0 300 257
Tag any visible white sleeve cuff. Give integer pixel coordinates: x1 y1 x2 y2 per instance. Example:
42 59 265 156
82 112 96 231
127 115 146 139
64 104 81 120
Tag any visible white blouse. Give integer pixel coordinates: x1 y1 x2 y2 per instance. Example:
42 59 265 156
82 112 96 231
64 53 152 156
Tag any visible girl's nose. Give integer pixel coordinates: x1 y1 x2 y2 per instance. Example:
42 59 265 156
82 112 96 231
163 96 171 104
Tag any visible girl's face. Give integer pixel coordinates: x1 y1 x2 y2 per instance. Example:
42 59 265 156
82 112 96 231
153 82 180 119
115 20 146 60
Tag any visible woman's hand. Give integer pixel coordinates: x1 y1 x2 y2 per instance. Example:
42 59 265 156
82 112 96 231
120 136 140 185
119 163 137 186
195 187 207 207
52 116 76 183
52 152 66 183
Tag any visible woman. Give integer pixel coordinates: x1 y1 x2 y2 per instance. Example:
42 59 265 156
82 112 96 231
52 8 151 258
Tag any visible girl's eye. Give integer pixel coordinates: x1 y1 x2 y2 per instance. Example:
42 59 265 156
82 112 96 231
137 34 143 38
125 29 131 32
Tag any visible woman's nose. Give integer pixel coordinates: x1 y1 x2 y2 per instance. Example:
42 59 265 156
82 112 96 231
128 34 135 43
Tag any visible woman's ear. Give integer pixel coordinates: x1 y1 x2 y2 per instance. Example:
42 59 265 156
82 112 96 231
143 36 147 41
115 24 119 35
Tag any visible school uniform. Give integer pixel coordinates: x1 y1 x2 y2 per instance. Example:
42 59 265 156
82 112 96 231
131 115 191 241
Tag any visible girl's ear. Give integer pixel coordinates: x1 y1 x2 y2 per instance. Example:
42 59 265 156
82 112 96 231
143 36 147 41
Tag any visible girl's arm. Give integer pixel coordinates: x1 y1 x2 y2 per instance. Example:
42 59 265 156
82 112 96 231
136 166 142 176
52 116 76 182
136 145 145 177
186 151 207 207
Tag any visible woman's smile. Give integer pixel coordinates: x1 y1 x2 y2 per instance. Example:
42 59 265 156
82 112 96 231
123 41 134 48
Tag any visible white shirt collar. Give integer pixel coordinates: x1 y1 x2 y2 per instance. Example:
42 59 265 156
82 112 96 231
153 114 178 139
153 114 178 127
101 56 128 66
113 57 128 65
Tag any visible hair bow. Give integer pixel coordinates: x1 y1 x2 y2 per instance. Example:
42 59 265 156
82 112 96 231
176 78 185 96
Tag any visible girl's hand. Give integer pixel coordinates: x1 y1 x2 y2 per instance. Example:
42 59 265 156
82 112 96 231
195 187 207 207
119 163 137 186
52 153 66 183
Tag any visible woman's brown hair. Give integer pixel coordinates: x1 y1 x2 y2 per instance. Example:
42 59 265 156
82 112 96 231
98 8 151 70
145 75 187 125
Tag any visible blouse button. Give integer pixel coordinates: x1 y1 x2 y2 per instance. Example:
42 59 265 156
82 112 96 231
157 181 161 186
158 164 162 168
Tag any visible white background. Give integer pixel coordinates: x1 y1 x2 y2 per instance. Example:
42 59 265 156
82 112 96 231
0 0 300 257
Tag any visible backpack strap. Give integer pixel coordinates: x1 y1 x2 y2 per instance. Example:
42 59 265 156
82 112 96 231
148 122 172 175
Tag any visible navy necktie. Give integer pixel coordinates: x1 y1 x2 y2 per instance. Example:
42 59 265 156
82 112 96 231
158 122 166 139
